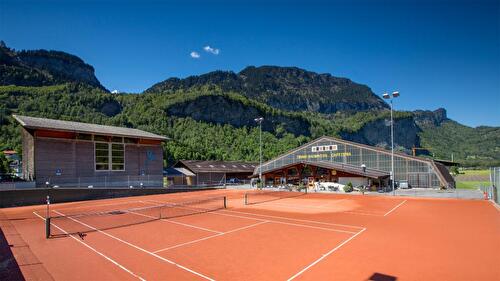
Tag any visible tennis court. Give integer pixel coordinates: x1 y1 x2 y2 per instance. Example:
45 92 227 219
1 188 499 280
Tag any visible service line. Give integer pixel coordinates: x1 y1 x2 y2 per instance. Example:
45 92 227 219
384 200 408 216
287 227 367 281
53 210 215 281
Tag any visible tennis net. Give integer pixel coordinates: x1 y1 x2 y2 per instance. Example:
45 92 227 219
46 196 226 238
244 189 306 205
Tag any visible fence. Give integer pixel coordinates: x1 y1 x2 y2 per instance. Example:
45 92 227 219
36 175 164 189
489 167 499 205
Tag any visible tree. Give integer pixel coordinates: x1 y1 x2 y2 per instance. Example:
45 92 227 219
0 153 11 174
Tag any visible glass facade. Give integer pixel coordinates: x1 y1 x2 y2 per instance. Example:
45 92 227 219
258 137 452 188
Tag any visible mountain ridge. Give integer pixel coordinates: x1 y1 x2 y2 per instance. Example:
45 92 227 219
145 65 389 114
1 42 498 167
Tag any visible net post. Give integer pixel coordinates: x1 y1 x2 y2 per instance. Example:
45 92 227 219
223 196 227 209
45 217 51 239
244 193 248 205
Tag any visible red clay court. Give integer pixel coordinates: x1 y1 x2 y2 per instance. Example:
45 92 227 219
1 189 499 281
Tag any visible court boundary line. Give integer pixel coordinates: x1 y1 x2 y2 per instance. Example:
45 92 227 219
153 221 269 253
143 200 358 234
32 212 145 281
251 197 408 217
218 208 365 229
287 227 367 281
254 201 387 216
53 210 215 281
384 200 408 216
128 209 223 234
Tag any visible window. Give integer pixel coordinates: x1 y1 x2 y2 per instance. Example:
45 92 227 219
111 136 123 143
111 144 124 170
76 133 92 141
124 137 137 144
95 142 125 171
95 143 110 170
94 135 109 142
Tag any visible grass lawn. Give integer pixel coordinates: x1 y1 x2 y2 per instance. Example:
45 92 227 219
456 180 490 190
459 169 490 176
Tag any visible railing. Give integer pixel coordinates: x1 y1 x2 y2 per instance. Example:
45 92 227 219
489 167 499 205
37 175 164 189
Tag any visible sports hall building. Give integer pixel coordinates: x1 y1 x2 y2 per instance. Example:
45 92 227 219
254 136 455 189
13 115 167 188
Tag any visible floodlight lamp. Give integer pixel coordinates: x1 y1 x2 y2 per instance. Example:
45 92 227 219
383 93 390 99
392 91 400 98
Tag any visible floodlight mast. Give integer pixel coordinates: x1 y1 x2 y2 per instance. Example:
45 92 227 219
383 91 400 196
254 117 264 184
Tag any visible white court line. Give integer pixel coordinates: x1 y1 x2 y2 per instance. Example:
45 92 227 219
262 201 338 210
220 208 365 230
32 212 145 281
128 209 223 234
384 200 408 216
489 201 500 212
153 221 269 253
143 200 357 235
257 200 387 216
341 211 385 217
210 210 358 235
287 227 367 281
53 210 215 281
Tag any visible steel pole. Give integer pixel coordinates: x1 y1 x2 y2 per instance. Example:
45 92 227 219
391 99 395 196
259 121 262 182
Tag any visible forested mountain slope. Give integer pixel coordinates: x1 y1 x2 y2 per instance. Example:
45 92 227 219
1 42 498 167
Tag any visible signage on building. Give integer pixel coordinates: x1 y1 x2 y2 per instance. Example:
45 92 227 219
311 145 338 152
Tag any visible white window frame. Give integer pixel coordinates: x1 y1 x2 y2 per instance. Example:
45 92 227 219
94 140 126 172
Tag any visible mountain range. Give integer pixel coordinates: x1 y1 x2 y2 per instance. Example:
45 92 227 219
1 42 498 167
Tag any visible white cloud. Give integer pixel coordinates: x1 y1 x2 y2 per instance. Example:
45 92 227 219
111 90 119 94
190 51 200 59
203 45 220 55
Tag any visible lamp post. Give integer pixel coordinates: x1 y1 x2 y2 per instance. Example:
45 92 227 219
254 117 264 185
383 91 400 196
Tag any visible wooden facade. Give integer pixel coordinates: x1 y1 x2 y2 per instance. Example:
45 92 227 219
14 115 166 188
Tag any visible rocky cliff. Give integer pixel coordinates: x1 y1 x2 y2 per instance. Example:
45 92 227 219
0 41 106 90
146 66 389 114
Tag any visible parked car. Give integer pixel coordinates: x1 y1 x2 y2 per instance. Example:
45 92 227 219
226 178 241 184
398 180 411 189
0 174 18 182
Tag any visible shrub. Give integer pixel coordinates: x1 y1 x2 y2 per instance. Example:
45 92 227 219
344 182 353 193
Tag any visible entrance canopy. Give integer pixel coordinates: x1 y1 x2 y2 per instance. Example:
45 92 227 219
254 160 390 179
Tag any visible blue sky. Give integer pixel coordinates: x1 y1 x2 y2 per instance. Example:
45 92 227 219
1 0 499 127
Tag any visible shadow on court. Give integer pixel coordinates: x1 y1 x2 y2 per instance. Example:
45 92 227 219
368 272 397 281
0 226 25 281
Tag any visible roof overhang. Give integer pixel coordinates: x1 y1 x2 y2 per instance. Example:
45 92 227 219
254 160 390 179
13 114 169 141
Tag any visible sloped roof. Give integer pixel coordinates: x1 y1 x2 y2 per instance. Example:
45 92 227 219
255 160 390 179
164 167 196 177
175 160 257 173
13 115 167 140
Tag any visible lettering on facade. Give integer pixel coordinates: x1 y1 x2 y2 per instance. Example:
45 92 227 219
297 152 352 160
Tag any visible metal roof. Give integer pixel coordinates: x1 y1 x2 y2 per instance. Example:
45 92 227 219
255 160 390 179
13 115 168 141
164 167 196 177
176 160 257 173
